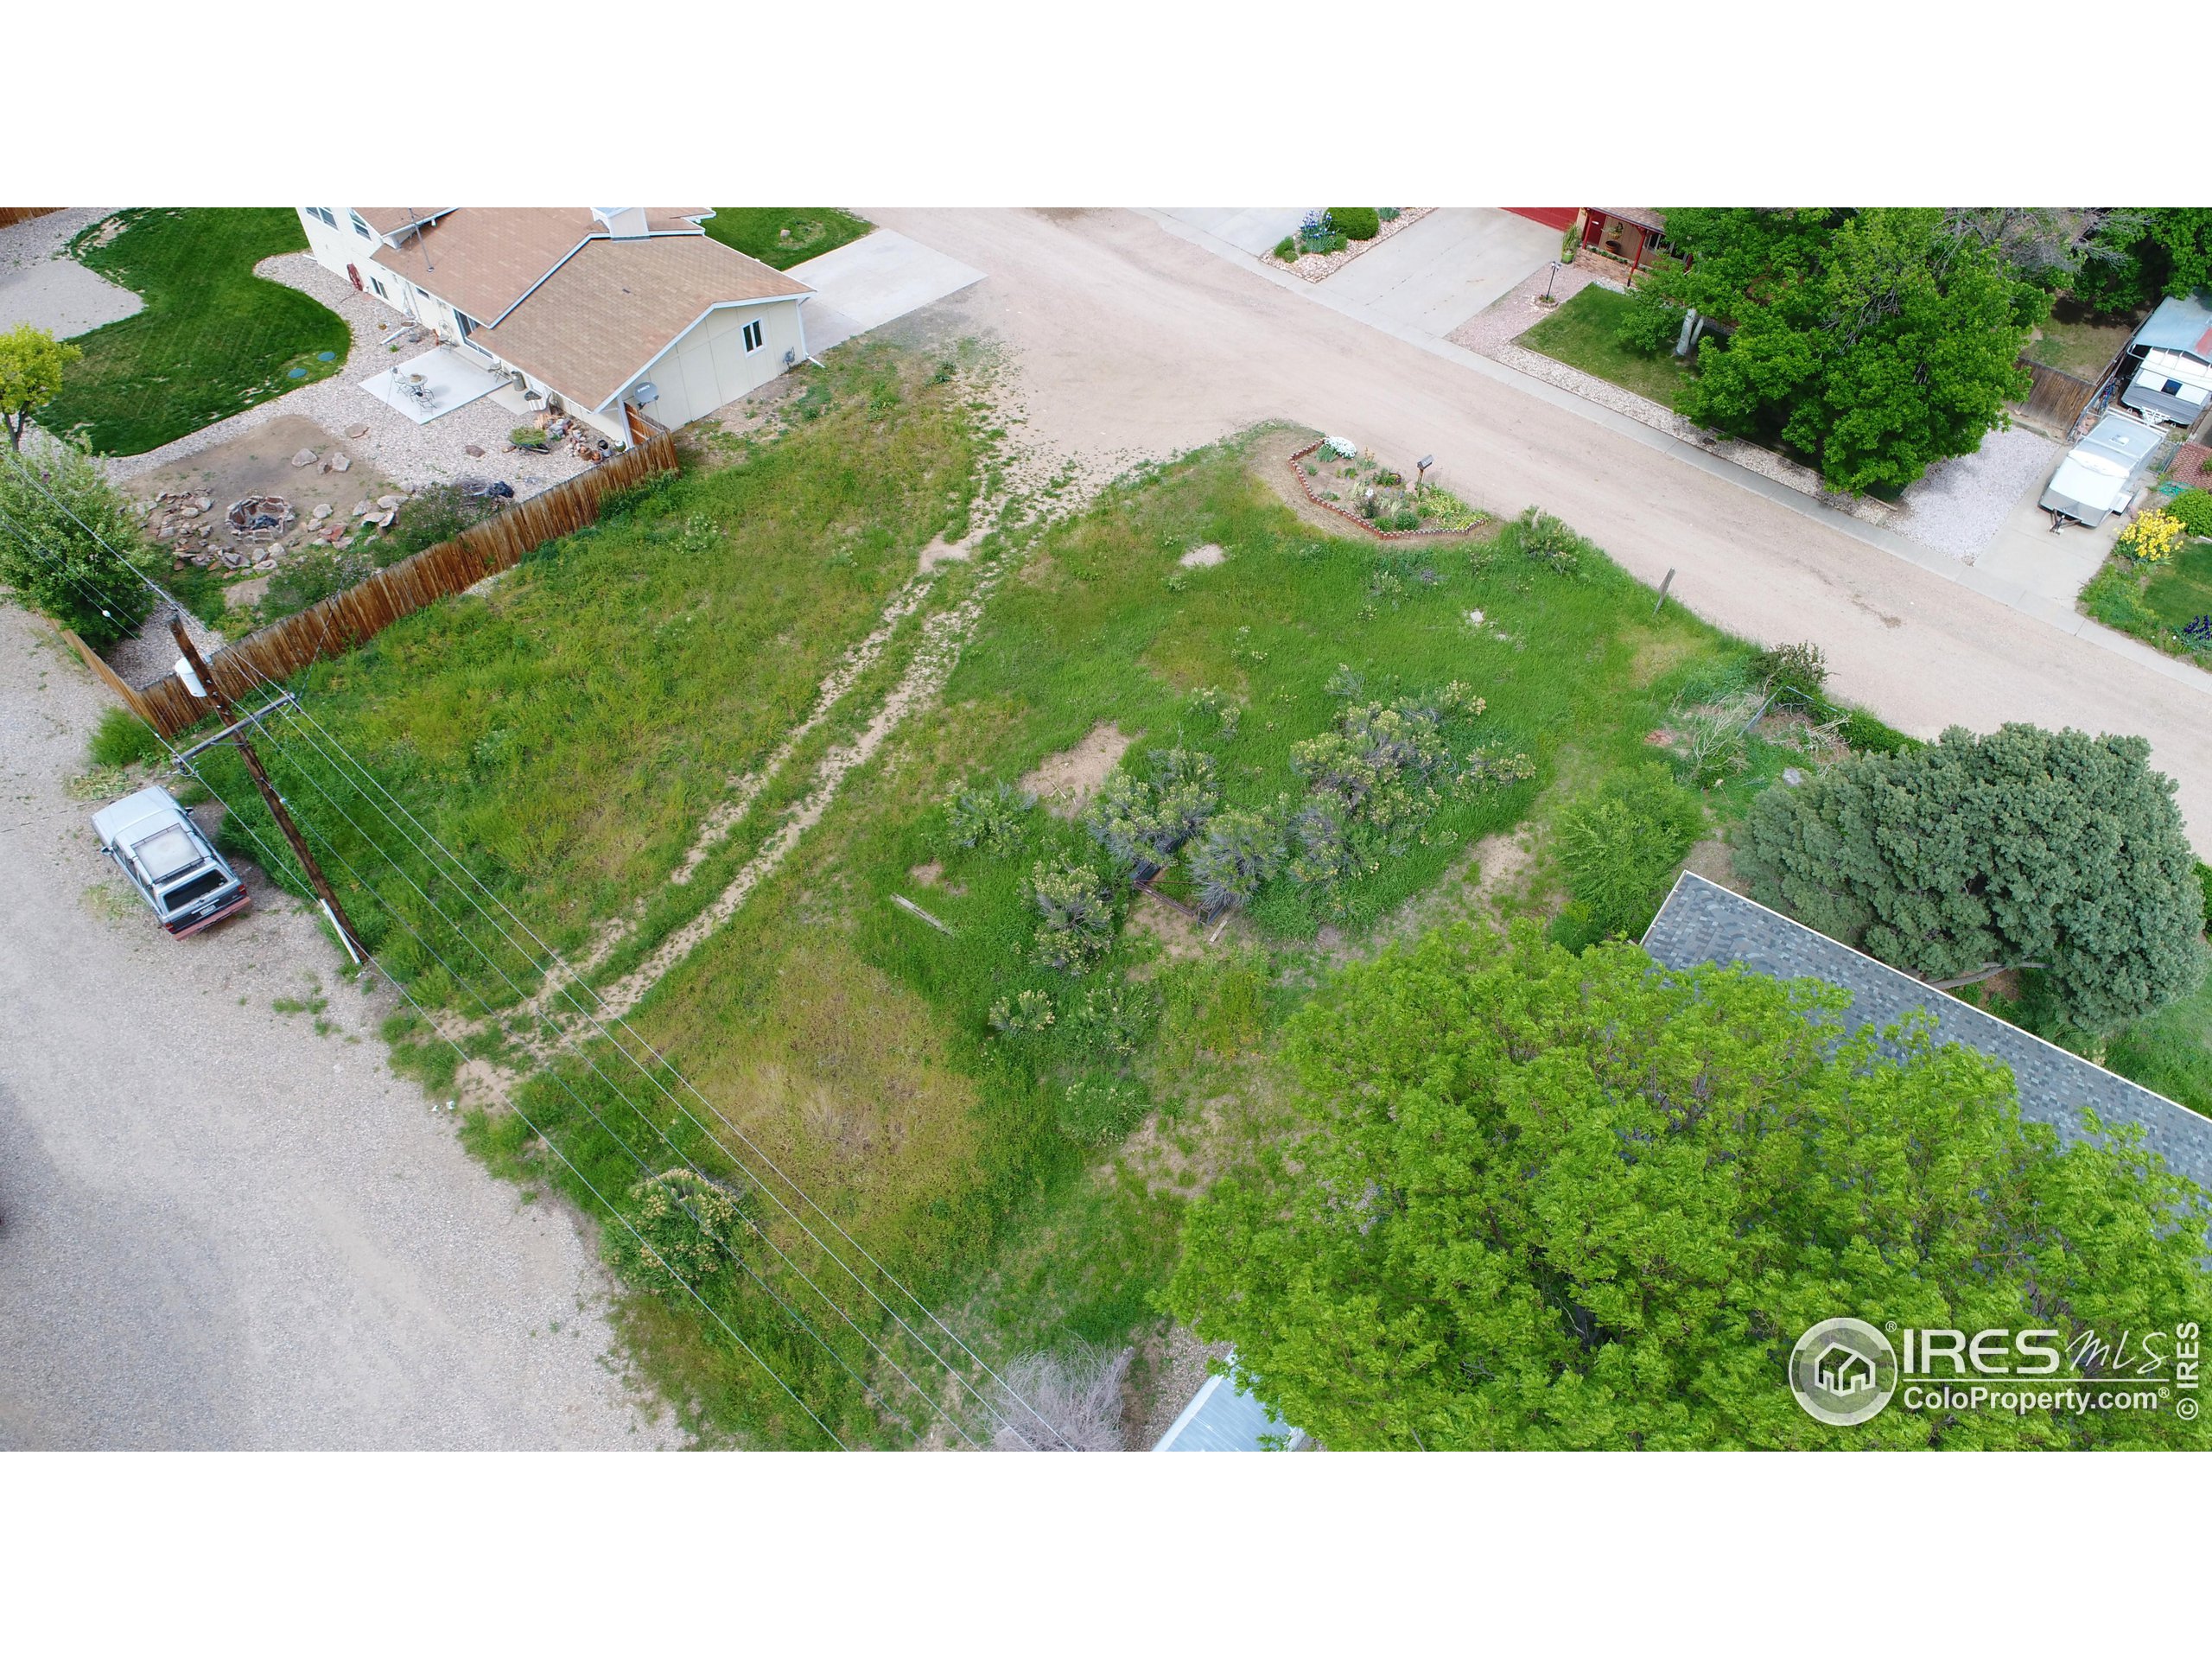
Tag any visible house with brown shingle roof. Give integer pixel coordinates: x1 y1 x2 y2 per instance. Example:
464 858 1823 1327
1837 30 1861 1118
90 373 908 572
296 207 812 447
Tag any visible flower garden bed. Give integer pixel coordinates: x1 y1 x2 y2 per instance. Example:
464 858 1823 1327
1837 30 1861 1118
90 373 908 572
1269 208 1432 283
1288 439 1489 538
2077 494 2212 665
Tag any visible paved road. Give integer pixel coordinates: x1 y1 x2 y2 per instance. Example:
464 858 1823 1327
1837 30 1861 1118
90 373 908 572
0 609 665 1449
871 207 2212 848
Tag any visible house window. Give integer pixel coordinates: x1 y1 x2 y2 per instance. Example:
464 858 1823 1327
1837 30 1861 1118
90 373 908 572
742 318 765 353
309 207 338 229
2165 379 2185 397
350 211 372 239
456 312 479 340
369 276 389 301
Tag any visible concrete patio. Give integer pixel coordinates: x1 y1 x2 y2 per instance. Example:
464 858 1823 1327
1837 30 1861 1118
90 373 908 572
357 346 508 424
1159 207 1309 257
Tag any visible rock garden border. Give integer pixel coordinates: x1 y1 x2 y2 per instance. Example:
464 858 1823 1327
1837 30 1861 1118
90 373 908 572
1287 440 1480 540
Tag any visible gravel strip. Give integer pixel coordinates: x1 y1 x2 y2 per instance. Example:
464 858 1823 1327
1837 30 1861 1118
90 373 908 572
1271 207 1433 283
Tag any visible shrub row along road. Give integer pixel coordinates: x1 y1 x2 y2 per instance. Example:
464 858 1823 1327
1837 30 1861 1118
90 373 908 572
874 207 2212 849
0 607 664 1449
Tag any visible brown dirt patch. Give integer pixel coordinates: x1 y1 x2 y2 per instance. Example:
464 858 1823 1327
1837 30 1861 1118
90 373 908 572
129 410 397 511
1126 887 1210 959
918 532 971 574
1243 423 1497 547
1681 836 1749 895
908 861 943 888
1020 721 1134 818
1630 630 1703 688
1179 542 1226 568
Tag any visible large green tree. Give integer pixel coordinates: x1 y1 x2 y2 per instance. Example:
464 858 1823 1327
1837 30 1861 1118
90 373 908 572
1736 723 2206 1033
1166 925 2212 1450
1620 208 2045 493
2069 208 2212 314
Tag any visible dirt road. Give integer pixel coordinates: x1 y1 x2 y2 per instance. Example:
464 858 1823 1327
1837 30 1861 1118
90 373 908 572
873 207 2212 847
0 608 666 1449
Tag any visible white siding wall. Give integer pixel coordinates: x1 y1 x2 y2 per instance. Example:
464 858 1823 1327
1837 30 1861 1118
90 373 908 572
619 298 806 429
296 209 417 323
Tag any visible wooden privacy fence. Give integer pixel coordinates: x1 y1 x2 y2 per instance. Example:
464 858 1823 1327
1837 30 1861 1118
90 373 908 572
79 430 678 741
2012 353 2127 440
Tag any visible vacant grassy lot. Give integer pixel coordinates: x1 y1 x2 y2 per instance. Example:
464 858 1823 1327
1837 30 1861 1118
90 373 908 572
40 209 350 455
184 361 1905 1445
703 208 873 270
465 425 1839 1443
1521 283 1691 408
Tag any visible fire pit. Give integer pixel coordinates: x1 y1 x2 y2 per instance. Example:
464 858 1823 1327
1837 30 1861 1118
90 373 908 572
226 493 296 541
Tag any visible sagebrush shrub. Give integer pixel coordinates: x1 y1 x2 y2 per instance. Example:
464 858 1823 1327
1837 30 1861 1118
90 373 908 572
1028 857 1116 974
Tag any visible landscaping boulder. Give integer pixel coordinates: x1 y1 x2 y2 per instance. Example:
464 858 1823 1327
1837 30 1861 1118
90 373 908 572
329 454 350 473
291 448 317 467
463 442 485 458
345 423 371 439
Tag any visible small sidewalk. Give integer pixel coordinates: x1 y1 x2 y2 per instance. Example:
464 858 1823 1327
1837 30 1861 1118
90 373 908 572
1135 208 2212 699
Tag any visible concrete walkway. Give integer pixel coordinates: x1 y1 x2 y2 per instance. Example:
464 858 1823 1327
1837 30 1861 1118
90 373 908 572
1316 207 1560 336
1157 207 1307 257
791 229 987 355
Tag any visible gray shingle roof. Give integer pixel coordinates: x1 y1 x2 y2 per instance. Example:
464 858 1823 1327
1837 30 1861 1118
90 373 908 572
1642 873 2212 1191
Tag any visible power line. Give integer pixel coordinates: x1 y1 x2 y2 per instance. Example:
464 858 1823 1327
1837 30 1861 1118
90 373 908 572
237 710 931 1445
175 750 853 1449
265 690 1056 1446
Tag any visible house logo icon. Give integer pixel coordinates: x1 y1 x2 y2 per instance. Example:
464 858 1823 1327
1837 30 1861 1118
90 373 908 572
1789 1319 1898 1426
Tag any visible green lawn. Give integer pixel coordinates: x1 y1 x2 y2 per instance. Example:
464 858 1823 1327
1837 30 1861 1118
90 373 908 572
1520 283 1692 408
40 209 351 456
2080 544 2212 662
178 356 1894 1445
702 208 873 271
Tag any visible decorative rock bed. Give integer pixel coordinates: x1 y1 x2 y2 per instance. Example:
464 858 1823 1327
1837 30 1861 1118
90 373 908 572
1287 439 1488 538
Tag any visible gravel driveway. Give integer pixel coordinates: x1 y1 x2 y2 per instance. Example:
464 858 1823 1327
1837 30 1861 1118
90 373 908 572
0 207 141 338
0 605 670 1449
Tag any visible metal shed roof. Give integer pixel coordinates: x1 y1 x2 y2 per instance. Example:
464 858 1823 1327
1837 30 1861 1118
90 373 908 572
2133 290 2212 362
1641 874 2212 1192
1153 1361 1306 1452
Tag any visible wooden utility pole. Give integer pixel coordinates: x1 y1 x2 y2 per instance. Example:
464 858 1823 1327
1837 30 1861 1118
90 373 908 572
169 618 365 963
